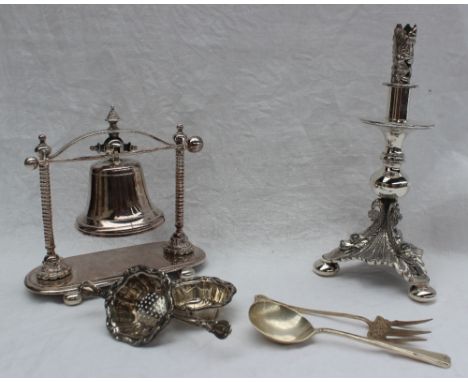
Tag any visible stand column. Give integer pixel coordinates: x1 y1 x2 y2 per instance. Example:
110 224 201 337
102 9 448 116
164 124 204 257
25 135 71 281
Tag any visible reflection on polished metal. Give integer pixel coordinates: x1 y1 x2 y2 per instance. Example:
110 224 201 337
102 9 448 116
77 107 164 236
254 295 431 343
248 300 451 368
80 265 235 346
76 158 164 236
313 24 436 302
172 276 237 312
24 107 207 304
25 241 206 306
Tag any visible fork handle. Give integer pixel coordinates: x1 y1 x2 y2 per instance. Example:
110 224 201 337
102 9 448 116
320 328 451 368
254 295 370 324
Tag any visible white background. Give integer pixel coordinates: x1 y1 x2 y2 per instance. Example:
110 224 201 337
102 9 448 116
0 5 467 377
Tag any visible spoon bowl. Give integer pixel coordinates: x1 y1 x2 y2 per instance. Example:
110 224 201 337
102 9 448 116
249 300 315 344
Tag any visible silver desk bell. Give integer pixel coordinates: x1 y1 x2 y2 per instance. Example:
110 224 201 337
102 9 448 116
24 107 206 305
76 108 164 237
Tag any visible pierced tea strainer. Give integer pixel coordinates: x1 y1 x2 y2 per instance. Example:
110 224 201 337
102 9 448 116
80 265 236 346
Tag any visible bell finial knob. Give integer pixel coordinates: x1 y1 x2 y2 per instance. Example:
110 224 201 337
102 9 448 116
106 106 120 129
34 134 51 158
174 123 186 145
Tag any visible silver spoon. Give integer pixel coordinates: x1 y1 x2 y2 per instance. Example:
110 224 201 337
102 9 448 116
249 300 450 368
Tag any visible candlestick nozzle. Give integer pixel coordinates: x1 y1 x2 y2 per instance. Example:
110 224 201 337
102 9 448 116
391 24 417 85
388 24 417 122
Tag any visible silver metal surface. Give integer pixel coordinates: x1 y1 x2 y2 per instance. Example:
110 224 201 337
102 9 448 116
25 135 71 281
171 273 235 338
173 270 236 321
76 158 165 236
172 276 237 312
255 295 431 343
79 265 235 346
24 107 207 304
76 107 165 237
100 266 174 346
388 24 417 122
164 124 204 257
248 300 451 368
316 198 431 286
313 24 436 302
24 241 206 305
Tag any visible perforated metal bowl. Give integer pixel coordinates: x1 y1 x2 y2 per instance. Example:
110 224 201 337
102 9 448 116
103 265 174 346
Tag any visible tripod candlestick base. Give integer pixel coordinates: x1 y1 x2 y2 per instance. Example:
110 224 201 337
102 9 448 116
314 197 436 303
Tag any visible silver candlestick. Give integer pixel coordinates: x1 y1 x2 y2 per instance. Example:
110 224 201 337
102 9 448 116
313 24 436 303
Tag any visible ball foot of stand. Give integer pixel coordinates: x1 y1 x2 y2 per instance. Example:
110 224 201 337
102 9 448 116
180 268 196 279
313 259 340 277
409 284 437 303
63 291 83 306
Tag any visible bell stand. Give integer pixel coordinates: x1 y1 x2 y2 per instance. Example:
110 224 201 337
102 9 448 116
313 24 437 303
24 108 206 305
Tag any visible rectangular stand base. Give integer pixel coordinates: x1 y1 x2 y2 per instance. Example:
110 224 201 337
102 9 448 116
24 241 206 305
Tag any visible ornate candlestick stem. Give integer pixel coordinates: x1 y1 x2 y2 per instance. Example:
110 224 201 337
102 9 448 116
24 135 71 281
164 124 204 257
313 24 436 303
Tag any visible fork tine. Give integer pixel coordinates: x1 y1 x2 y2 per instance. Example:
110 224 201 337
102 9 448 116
387 327 432 337
390 318 433 326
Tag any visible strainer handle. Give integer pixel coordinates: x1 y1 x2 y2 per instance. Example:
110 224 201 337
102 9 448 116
79 281 110 299
173 313 232 339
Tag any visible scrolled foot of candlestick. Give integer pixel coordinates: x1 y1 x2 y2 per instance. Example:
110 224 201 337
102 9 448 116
313 259 340 277
409 284 436 303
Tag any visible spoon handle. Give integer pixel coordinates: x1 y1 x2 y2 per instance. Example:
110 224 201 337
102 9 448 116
254 295 370 324
320 328 451 368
